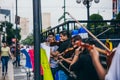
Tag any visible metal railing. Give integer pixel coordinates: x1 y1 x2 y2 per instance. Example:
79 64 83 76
41 20 120 47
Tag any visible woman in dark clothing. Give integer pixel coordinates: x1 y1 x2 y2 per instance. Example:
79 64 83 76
69 36 99 80
70 52 99 80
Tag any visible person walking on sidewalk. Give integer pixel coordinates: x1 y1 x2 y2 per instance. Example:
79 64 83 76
13 43 21 67
0 42 13 76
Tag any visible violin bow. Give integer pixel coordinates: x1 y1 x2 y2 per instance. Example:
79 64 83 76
96 28 111 37
65 12 111 52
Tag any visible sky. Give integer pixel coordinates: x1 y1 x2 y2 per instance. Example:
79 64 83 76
0 0 113 33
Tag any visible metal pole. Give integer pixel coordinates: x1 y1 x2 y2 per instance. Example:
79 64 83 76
33 0 41 80
63 0 66 30
15 0 18 67
0 33 1 52
15 0 18 39
4 15 7 42
64 0 66 22
86 0 90 30
86 0 90 21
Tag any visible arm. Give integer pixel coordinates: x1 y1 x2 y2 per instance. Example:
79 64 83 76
8 47 14 59
89 45 107 80
70 47 82 66
59 56 72 64
50 50 59 57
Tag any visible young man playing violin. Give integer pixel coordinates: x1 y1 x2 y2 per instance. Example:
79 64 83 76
68 35 100 80
58 35 99 80
50 30 72 80
47 32 59 80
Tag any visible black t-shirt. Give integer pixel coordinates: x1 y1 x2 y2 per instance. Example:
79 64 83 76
57 39 72 53
57 39 73 74
71 53 99 80
16 47 20 55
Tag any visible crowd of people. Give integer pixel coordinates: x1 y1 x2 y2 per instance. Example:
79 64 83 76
0 42 30 76
0 42 23 76
0 30 119 80
45 30 119 80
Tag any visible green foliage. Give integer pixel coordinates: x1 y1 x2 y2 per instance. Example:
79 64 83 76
89 14 107 34
116 12 120 20
21 33 33 45
90 14 105 27
90 14 103 20
0 21 21 45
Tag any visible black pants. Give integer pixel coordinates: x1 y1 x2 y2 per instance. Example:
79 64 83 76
13 55 20 66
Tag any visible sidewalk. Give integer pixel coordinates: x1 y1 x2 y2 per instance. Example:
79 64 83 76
0 56 33 80
0 60 14 80
14 57 33 80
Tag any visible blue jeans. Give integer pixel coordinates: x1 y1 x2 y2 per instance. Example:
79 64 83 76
51 67 58 80
1 56 9 73
55 70 68 80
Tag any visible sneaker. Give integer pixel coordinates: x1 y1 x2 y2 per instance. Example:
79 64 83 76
18 64 22 66
2 72 4 76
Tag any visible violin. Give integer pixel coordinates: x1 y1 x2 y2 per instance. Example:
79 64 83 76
59 40 110 57
60 45 77 56
106 50 115 68
105 40 116 68
74 40 111 56
75 40 116 68
55 40 115 68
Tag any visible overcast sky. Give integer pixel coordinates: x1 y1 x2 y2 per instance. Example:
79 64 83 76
0 0 113 32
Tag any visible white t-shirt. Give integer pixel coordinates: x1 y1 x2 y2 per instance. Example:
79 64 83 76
105 43 120 80
41 43 51 61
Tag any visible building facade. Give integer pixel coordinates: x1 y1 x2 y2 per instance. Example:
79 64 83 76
113 0 120 19
20 17 29 40
42 13 51 31
117 0 120 13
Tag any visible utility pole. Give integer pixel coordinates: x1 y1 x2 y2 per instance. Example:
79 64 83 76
33 0 41 80
63 0 66 22
63 0 66 30
15 0 18 67
4 15 7 42
76 0 100 30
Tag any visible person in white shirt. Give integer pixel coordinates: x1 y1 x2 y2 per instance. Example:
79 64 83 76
47 32 59 80
89 44 119 80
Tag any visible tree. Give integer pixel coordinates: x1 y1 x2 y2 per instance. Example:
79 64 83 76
21 33 33 45
116 12 120 20
116 12 120 27
90 14 105 27
89 14 107 35
0 21 21 45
